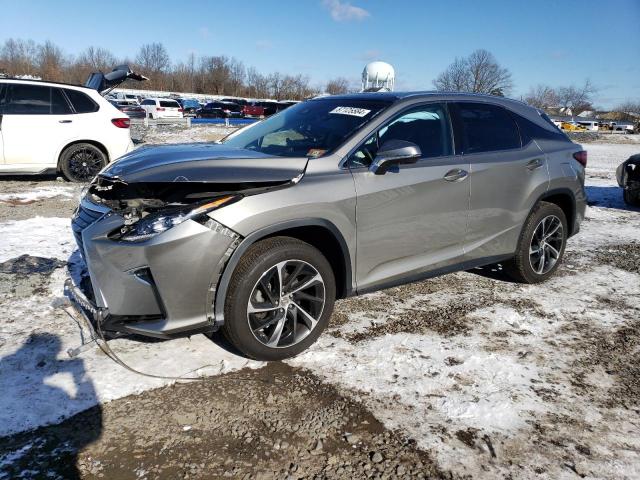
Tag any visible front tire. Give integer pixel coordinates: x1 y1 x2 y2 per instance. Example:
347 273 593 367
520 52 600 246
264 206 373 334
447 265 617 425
505 201 568 284
59 143 107 183
223 237 336 361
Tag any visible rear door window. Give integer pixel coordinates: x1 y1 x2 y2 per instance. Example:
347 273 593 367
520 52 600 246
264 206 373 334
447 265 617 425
64 89 99 113
3 84 52 114
451 102 521 154
51 88 72 114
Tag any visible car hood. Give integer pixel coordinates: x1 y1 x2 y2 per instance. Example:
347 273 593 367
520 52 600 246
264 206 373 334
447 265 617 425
101 143 309 184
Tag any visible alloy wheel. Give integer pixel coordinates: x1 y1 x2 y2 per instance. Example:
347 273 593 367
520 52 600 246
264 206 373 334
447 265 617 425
247 260 325 348
68 148 103 182
529 215 564 275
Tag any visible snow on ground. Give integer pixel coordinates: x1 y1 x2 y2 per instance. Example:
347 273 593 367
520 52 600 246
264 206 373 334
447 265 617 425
290 143 640 478
0 140 638 478
0 186 75 205
0 216 263 437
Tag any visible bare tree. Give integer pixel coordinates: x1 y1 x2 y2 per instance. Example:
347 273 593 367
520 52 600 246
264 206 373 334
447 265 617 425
325 77 350 95
433 49 513 95
556 80 596 115
610 101 640 122
38 41 66 82
524 84 559 109
136 43 170 88
0 38 38 76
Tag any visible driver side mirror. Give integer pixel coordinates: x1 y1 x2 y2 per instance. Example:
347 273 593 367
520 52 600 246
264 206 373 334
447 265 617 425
369 140 422 175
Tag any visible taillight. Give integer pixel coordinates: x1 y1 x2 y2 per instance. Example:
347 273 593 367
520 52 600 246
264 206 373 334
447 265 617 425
573 150 587 168
178 108 183 112
156 107 165 111
111 118 130 128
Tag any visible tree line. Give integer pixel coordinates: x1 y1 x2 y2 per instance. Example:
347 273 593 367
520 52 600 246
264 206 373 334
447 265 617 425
1 38 637 116
0 38 351 100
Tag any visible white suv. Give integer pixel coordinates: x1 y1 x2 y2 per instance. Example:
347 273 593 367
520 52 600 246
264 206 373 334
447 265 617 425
140 98 184 119
0 79 134 182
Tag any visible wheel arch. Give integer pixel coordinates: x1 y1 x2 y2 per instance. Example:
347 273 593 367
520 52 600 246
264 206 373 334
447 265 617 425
214 219 354 324
56 140 110 172
537 188 577 236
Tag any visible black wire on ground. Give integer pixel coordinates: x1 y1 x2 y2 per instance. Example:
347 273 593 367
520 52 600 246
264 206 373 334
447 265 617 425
63 306 224 381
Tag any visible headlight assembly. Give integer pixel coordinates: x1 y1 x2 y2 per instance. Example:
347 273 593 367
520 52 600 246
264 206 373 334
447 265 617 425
115 195 238 242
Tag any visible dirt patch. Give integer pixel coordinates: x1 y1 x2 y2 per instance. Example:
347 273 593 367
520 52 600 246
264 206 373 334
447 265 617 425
568 317 640 409
592 242 640 274
0 363 444 479
0 255 65 276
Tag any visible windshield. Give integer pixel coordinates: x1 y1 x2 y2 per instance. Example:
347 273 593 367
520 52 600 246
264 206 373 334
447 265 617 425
224 98 392 158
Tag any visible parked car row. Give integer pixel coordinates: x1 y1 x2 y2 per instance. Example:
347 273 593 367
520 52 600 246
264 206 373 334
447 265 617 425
105 92 298 119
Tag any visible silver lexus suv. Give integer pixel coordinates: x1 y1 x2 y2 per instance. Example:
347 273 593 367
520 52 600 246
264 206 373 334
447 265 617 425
68 92 587 360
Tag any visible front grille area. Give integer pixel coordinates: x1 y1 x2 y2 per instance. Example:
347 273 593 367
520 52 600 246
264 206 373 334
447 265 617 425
71 203 105 255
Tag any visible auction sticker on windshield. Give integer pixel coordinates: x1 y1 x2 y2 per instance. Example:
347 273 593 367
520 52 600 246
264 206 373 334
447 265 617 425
329 106 371 117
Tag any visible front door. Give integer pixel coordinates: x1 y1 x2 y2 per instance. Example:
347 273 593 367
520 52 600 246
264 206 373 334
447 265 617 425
348 103 470 292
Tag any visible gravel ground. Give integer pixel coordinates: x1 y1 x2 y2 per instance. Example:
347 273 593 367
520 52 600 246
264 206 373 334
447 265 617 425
0 363 442 480
0 132 638 479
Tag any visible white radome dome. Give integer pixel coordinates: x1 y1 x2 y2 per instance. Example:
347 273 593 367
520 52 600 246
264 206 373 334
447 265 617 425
362 61 395 91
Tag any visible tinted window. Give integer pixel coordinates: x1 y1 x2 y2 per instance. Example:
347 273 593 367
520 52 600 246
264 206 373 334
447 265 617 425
514 113 570 144
160 100 179 108
3 84 51 114
141 99 154 105
64 88 98 113
51 88 72 114
350 103 452 167
1 84 72 115
451 102 521 154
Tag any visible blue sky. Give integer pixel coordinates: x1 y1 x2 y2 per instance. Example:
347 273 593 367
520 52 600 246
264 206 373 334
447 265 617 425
1 0 639 107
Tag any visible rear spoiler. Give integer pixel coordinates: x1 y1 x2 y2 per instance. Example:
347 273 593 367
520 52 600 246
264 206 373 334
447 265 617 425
85 65 148 96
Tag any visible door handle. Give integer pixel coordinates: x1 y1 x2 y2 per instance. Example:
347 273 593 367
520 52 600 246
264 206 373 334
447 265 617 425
443 168 468 182
526 158 544 170
59 119 72 124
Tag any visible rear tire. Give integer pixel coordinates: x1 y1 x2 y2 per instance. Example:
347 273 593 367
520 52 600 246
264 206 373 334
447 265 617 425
59 143 107 183
222 237 336 361
505 201 568 284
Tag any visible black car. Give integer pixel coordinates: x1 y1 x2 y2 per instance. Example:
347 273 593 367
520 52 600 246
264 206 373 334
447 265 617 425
222 97 247 106
196 101 243 118
176 98 201 117
109 100 146 119
258 101 279 116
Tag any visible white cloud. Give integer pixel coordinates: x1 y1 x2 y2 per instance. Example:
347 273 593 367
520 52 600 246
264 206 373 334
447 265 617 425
322 0 370 22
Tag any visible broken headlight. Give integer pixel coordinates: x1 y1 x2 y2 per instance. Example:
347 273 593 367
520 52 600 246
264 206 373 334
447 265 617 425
115 196 238 242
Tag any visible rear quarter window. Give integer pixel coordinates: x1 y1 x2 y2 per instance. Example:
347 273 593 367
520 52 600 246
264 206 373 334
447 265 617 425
451 102 521 154
515 113 571 144
64 88 99 113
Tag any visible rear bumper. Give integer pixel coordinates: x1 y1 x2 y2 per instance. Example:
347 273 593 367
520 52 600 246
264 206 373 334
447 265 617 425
71 199 241 338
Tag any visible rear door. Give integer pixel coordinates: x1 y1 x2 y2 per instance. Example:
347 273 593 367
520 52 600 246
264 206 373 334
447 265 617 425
0 83 75 166
349 102 470 291
449 102 549 262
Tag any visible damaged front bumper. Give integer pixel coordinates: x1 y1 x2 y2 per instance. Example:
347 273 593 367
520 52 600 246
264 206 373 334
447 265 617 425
69 198 241 339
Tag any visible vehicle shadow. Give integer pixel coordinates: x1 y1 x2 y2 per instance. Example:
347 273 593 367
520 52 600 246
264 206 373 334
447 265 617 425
467 263 520 283
585 185 640 212
0 333 102 479
204 331 249 358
